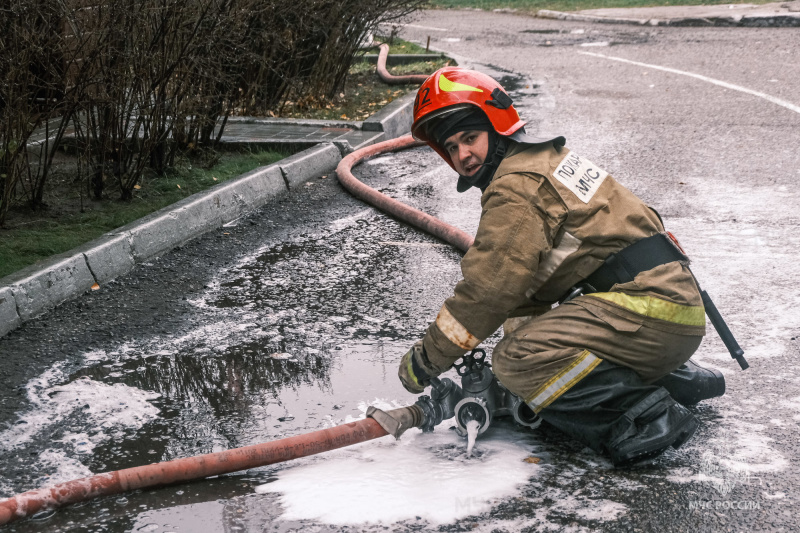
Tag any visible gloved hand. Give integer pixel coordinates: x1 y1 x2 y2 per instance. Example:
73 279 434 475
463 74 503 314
398 340 438 394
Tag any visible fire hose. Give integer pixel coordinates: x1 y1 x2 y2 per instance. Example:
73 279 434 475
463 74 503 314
336 134 473 253
0 406 413 525
375 43 430 85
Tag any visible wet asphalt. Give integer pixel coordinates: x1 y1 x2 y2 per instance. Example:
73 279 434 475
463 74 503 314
1 9 800 533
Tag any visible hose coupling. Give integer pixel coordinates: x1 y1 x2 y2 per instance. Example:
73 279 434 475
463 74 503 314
414 377 464 432
414 394 443 433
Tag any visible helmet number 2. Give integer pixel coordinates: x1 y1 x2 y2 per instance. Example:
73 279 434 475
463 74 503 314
414 87 432 113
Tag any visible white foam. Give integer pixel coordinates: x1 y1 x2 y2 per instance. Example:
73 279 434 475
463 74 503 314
36 449 94 487
779 396 800 421
1 375 160 451
327 208 377 235
59 432 97 455
571 499 627 521
466 419 480 457
710 421 787 474
256 402 539 526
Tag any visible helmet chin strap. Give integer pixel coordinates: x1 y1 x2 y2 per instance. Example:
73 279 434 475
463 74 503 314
457 131 509 192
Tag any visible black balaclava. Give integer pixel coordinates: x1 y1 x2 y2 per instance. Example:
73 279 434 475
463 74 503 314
427 108 509 193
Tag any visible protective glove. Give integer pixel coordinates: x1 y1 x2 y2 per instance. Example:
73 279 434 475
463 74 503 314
398 340 438 394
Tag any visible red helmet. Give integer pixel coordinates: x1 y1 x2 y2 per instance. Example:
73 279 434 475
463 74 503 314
411 67 525 168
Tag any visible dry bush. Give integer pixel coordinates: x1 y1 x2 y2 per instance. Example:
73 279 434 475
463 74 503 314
0 0 427 217
0 1 72 224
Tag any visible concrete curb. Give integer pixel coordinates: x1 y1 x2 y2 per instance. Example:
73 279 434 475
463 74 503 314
363 91 416 140
0 93 418 339
536 8 800 27
224 116 362 129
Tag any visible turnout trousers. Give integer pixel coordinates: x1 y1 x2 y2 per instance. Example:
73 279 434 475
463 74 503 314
492 294 706 465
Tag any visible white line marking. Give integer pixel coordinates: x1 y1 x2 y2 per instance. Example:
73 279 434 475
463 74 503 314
579 51 800 115
379 22 449 32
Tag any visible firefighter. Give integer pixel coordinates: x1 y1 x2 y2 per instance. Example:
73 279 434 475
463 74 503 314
398 67 725 466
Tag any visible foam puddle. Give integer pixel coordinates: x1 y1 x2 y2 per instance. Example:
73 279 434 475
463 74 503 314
1 375 161 451
0 369 161 494
256 408 539 526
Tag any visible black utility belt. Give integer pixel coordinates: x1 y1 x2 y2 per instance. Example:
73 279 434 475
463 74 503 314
582 233 687 293
560 232 749 370
557 232 684 304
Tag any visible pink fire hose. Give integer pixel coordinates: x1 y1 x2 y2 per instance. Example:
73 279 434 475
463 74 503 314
336 134 474 252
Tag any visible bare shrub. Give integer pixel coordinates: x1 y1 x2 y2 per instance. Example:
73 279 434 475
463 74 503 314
0 1 71 224
1 0 428 216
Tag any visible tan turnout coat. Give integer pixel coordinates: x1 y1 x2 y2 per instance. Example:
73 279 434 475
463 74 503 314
421 141 706 405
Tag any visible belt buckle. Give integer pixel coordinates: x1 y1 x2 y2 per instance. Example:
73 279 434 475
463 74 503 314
559 286 584 305
558 283 597 305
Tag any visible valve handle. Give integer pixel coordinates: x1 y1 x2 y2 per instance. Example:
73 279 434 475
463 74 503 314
453 348 488 376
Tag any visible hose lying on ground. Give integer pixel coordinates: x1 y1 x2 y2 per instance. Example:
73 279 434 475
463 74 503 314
336 134 474 252
0 406 423 525
375 43 431 85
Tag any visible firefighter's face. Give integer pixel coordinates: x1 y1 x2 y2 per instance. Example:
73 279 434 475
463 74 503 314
443 130 489 177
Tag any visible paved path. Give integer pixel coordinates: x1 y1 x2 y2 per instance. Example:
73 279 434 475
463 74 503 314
538 1 800 26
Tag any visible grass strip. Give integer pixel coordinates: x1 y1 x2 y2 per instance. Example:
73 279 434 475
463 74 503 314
0 150 286 279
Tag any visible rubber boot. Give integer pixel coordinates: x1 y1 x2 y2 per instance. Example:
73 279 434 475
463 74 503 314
652 359 725 405
604 388 699 467
535 359 699 467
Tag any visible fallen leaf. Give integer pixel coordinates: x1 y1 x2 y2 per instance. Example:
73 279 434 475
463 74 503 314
91 283 100 291
177 184 181 189
212 177 217 181
223 232 230 235
133 184 141 190
524 456 541 464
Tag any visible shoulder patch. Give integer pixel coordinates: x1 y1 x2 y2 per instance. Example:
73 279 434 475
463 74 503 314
553 152 608 204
